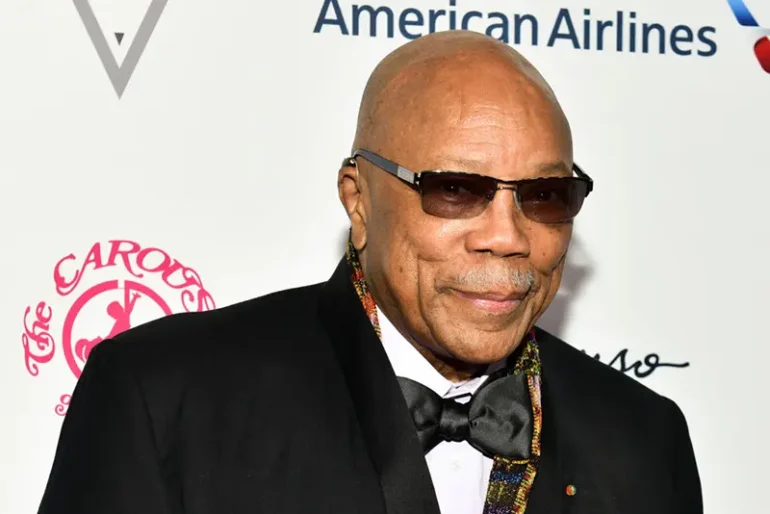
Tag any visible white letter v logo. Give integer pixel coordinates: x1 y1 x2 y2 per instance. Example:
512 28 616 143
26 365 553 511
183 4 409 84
73 0 169 98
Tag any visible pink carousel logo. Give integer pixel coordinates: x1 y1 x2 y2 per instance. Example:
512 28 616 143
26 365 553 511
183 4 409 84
22 240 215 415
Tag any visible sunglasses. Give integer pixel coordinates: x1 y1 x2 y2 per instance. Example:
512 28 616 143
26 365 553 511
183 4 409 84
345 148 593 224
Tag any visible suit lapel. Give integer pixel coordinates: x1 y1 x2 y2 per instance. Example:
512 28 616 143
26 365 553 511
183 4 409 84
525 372 565 514
525 328 568 514
319 259 441 514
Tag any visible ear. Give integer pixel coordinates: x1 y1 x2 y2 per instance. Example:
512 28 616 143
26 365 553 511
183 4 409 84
338 157 368 251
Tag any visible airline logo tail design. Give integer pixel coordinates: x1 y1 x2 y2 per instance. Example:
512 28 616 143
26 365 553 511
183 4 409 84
727 0 770 73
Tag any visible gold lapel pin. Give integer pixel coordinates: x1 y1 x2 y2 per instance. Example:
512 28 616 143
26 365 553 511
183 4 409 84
565 484 577 497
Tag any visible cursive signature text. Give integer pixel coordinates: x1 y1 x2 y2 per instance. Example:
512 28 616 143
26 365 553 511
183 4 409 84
584 349 690 378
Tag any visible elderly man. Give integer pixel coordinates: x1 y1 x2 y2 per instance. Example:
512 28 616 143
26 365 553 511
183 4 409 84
38 31 702 514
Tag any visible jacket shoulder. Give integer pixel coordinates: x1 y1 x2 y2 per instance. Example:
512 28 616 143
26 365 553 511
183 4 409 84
536 326 668 406
74 282 328 457
88 281 327 384
113 281 324 346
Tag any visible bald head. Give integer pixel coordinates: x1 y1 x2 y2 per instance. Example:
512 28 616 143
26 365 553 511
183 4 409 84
353 30 569 154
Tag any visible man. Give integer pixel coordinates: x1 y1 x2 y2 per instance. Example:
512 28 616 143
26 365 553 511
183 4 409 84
37 31 702 514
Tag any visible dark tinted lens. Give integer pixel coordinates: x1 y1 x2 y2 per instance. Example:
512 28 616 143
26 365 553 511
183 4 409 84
517 178 588 223
419 172 497 219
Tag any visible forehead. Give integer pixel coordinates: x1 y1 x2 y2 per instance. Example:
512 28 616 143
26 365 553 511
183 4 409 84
376 60 571 179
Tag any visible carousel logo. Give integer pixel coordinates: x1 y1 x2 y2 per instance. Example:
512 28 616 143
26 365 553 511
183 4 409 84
73 0 169 97
21 240 215 415
727 0 770 73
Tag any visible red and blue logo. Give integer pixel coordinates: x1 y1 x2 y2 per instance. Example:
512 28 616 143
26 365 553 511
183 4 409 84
728 0 770 73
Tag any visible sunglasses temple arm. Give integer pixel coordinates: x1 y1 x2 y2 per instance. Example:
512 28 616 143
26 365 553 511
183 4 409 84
573 163 594 194
351 148 418 185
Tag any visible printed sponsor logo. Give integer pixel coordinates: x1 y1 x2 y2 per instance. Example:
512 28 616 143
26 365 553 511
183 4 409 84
314 0 718 58
73 0 169 97
727 0 770 73
586 349 690 379
21 240 215 414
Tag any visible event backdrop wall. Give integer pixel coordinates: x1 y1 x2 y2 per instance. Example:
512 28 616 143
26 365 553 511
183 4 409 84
1 0 768 512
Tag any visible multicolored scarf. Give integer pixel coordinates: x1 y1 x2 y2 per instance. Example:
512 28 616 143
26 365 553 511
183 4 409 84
346 240 543 514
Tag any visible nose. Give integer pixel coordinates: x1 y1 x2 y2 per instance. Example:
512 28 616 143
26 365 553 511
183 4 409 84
464 189 531 258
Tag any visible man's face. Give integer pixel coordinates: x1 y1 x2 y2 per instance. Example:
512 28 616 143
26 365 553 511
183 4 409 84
349 59 574 366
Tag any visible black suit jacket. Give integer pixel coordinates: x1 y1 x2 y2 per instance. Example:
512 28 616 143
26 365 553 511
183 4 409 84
38 258 702 514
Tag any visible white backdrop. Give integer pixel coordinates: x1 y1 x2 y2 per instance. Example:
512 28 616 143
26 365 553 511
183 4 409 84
1 0 768 512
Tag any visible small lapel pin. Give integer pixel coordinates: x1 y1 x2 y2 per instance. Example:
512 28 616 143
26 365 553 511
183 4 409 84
565 484 577 497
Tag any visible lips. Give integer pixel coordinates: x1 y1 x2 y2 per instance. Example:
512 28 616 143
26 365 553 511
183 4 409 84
451 289 528 314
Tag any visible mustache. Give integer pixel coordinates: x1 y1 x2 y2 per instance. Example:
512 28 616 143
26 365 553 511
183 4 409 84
448 267 536 291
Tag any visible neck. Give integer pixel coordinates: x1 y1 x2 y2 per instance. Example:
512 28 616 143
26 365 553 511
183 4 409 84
411 341 487 382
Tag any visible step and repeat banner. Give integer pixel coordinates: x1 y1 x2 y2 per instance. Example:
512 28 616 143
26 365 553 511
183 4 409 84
1 0 768 512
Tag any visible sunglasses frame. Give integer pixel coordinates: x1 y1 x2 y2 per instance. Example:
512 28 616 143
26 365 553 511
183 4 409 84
344 148 593 211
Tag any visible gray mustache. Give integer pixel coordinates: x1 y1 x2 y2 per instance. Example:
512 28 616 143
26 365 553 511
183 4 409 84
451 268 536 291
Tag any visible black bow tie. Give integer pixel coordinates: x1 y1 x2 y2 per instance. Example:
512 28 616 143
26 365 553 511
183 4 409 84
397 370 533 459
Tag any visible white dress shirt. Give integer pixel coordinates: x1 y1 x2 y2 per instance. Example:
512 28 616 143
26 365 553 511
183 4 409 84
377 307 501 514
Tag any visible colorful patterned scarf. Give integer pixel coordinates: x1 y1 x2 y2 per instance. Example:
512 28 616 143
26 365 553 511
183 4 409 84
346 240 543 514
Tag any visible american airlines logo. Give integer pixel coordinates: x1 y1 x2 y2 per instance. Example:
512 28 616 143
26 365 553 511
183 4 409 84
73 0 169 97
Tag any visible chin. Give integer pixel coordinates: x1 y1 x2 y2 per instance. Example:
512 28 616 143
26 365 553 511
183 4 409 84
440 328 525 365
421 297 537 363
